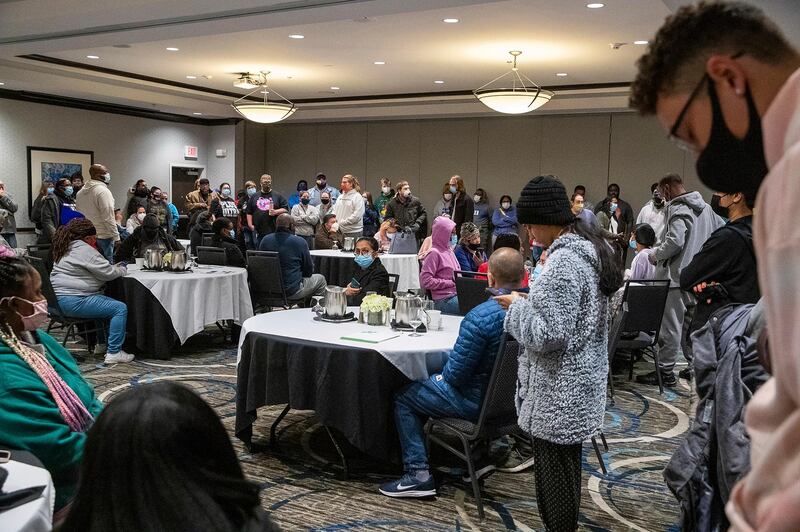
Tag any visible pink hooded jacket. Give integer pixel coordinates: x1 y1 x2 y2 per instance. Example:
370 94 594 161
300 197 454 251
726 67 800 531
420 216 459 301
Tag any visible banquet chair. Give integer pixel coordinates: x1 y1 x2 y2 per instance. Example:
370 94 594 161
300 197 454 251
26 244 53 271
614 279 670 395
387 273 400 294
453 270 489 316
247 252 302 312
607 302 629 398
201 233 214 247
196 246 227 266
26 256 107 360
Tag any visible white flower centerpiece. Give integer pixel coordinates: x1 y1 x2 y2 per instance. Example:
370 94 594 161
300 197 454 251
359 294 392 326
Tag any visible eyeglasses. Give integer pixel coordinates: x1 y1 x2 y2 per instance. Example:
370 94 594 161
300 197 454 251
668 74 708 152
353 249 373 256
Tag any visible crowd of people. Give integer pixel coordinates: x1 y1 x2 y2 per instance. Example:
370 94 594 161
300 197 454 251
0 2 798 530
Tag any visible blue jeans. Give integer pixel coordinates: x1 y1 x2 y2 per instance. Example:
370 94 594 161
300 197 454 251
96 238 114 263
434 294 460 315
243 227 258 250
394 377 476 472
58 295 127 353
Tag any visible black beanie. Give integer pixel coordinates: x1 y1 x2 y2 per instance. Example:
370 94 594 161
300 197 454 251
516 175 575 226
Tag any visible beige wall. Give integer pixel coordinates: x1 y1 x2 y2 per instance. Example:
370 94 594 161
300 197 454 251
253 112 711 229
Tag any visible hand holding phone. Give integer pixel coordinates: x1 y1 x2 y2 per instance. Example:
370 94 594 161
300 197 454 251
350 277 361 288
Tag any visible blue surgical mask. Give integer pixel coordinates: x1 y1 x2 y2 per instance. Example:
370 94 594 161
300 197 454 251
221 188 231 196
449 234 458 247
64 186 74 196
229 228 236 240
47 187 55 195
629 239 637 250
247 187 257 197
354 254 374 269
533 264 544 279
449 185 457 194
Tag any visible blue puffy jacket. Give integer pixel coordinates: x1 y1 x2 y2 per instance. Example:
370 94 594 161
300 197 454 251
432 298 507 415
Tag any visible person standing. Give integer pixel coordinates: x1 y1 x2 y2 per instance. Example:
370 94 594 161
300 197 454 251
496 175 622 532
30 181 53 237
492 194 519 247
287 179 308 210
246 174 288 244
162 192 179 235
39 178 81 245
448 175 474 236
384 181 427 245
331 174 365 240
317 191 334 219
0 180 19 248
635 173 723 387
595 183 635 262
570 192 598 228
291 189 319 249
472 188 493 250
210 182 239 230
146 187 172 233
433 183 455 219
636 183 668 244
362 191 380 239
375 178 395 221
240 180 258 250
126 179 149 217
307 173 340 206
574 185 593 213
185 178 218 228
75 164 118 262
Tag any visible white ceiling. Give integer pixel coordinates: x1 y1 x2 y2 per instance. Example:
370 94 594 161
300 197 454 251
0 0 798 121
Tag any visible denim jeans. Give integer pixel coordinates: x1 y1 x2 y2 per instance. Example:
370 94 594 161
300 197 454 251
243 227 259 250
434 294 460 316
57 295 127 353
96 238 114 263
394 377 476 472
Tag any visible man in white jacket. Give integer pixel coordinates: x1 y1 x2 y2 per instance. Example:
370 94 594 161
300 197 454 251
76 164 118 262
331 174 365 240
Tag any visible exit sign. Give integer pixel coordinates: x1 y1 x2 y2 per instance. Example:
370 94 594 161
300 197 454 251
184 145 198 159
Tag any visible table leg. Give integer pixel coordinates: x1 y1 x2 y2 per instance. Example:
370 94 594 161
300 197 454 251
269 404 292 447
324 425 349 480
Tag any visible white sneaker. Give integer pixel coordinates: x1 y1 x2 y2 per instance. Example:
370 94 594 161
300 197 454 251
104 350 135 364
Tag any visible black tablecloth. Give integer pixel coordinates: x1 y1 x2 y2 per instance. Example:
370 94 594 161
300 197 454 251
313 253 357 287
106 278 180 359
236 331 412 460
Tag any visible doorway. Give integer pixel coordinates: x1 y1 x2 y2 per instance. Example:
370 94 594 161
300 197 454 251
171 165 204 238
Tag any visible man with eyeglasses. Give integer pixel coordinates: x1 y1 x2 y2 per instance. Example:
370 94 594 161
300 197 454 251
630 2 800 529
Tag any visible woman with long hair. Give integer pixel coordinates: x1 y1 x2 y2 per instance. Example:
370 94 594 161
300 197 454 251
30 180 54 235
0 256 103 517
61 382 279 532
447 174 474 236
433 182 455 218
361 190 380 238
495 175 622 532
51 218 132 364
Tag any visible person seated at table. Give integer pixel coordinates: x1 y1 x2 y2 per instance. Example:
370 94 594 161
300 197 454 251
345 236 391 306
379 248 525 498
420 216 460 315
627 223 657 280
314 213 344 250
0 256 104 516
210 218 246 268
126 205 146 234
60 382 279 532
477 233 529 287
115 213 183 262
454 222 486 272
51 219 133 364
259 214 326 300
375 218 398 252
189 210 214 252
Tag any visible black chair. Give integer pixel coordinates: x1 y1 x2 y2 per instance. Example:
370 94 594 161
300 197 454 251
454 270 489 316
387 273 399 294
201 233 214 247
246 249 274 259
196 246 227 266
615 279 670 394
26 256 106 359
607 302 629 398
247 252 303 312
26 244 52 271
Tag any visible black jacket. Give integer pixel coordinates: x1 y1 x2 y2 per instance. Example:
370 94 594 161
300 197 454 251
593 196 635 235
115 226 182 262
452 193 474 237
212 234 246 268
348 257 391 306
384 196 427 242
126 194 149 218
189 221 213 252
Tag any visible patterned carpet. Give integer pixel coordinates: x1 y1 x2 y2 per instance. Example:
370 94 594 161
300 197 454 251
75 330 694 531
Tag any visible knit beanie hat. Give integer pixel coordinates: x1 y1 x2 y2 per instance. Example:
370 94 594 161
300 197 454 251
516 175 576 226
460 221 479 241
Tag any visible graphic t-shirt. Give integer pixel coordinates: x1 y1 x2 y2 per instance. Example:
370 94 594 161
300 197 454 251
212 197 240 226
247 191 288 236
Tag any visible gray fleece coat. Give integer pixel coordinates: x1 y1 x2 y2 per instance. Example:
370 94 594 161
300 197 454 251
504 233 610 444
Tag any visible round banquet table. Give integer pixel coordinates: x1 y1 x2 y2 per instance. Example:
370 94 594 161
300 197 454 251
106 264 253 359
310 249 420 292
235 307 462 459
0 454 54 532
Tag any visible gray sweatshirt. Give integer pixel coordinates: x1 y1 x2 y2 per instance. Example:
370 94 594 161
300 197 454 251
51 240 126 296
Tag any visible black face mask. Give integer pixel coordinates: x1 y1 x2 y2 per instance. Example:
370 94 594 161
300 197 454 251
321 199 330 205
467 242 481 251
710 194 730 220
695 82 768 200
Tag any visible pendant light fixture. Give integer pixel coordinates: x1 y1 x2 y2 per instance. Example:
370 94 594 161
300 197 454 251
232 71 296 123
474 51 554 114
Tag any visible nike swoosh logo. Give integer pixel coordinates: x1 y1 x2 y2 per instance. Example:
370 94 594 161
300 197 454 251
396 483 418 490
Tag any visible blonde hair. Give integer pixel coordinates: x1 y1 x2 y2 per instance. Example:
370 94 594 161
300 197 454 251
342 174 361 193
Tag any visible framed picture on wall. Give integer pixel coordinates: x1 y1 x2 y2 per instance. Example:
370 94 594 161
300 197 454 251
27 146 94 213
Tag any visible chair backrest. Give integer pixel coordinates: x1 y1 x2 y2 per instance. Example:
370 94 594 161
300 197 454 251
247 253 288 304
25 256 65 319
474 335 520 432
454 270 489 316
620 279 670 341
246 249 273 259
26 244 52 268
608 302 628 365
201 233 214 247
387 273 400 294
196 246 227 266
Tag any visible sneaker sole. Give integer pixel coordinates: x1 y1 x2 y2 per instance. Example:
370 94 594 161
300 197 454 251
462 464 496 482
496 457 536 473
378 488 436 498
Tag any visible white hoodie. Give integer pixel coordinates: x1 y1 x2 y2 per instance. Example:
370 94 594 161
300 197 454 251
76 179 118 241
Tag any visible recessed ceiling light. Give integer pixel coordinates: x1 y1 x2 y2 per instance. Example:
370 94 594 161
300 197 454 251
556 72 568 77
586 3 605 8
86 55 100 59
186 75 197 79
434 80 445 84
166 47 179 51
0 82 4 86
373 61 386 65
442 18 460 23
634 40 649 45
289 34 304 39
330 86 340 90
193 112 202 115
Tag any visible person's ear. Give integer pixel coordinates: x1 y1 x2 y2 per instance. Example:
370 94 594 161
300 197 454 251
706 54 748 96
732 192 744 204
487 271 495 288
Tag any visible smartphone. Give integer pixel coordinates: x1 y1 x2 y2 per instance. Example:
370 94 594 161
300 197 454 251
351 278 361 288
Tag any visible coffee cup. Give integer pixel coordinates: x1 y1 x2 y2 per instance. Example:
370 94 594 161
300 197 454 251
427 310 442 331
135 258 145 268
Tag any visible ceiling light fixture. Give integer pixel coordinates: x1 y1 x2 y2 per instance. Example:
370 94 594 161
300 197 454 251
474 51 554 115
232 71 296 124
186 75 197 79
373 60 386 65
556 72 568 77
434 80 445 84
233 74 260 90
289 34 304 39
442 18 460 23
166 47 179 51
586 3 605 8
0 82 4 86
330 86 340 90
86 55 100 59
633 40 649 45
193 112 203 115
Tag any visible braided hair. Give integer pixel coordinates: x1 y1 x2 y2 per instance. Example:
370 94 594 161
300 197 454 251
52 218 97 263
0 257 35 321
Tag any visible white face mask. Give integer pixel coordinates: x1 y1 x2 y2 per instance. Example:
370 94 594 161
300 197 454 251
137 213 146 221
387 231 396 240
403 189 412 198
473 195 482 203
501 202 511 210
103 172 111 184
382 186 391 194
331 222 339 232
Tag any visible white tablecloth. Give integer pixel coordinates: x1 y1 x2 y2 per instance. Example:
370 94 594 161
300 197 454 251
310 249 420 292
237 307 461 380
126 265 253 344
1 460 54 532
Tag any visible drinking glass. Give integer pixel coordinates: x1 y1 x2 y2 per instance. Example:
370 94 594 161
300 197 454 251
408 309 425 337
311 296 324 317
